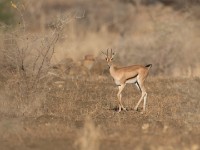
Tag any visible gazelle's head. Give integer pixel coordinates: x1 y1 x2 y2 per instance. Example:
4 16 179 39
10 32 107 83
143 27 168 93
102 49 115 67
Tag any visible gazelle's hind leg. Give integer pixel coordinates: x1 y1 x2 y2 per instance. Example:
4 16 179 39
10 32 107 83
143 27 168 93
135 82 141 91
143 93 147 112
134 77 147 112
134 91 146 111
117 84 126 112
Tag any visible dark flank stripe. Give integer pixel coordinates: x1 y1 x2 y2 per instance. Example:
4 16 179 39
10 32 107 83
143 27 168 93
126 74 138 81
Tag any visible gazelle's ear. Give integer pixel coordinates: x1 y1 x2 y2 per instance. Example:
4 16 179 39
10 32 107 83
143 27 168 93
111 51 115 59
101 51 106 56
101 51 108 60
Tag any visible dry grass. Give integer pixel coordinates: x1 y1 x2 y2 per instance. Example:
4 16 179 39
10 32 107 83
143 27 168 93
1 1 200 150
0 75 200 150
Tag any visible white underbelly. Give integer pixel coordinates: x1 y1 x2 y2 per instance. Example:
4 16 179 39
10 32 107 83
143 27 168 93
125 78 137 84
114 78 137 85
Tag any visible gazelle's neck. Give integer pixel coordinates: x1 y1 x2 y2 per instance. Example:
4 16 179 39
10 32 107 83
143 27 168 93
109 64 117 78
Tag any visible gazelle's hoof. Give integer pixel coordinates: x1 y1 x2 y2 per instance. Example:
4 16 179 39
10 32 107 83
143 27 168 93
117 109 121 113
122 107 127 111
134 107 138 111
141 109 147 114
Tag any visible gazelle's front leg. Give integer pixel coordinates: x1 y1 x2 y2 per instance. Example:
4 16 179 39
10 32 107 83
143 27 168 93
117 84 126 112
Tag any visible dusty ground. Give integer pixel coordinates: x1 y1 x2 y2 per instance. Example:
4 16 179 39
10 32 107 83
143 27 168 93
0 75 200 150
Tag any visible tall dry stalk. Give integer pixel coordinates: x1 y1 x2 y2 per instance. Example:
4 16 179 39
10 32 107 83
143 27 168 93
76 117 101 150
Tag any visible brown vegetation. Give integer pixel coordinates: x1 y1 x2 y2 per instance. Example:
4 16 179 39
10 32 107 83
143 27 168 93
0 0 200 150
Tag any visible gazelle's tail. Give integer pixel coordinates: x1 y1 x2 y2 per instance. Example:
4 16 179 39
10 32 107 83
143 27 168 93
145 64 152 70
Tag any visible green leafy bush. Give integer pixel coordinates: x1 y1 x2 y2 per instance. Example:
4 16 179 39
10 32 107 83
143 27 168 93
0 0 15 25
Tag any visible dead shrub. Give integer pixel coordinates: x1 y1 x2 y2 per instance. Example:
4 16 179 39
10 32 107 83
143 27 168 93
0 1 79 116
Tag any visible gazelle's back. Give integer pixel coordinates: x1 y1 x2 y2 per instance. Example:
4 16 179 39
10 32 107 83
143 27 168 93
116 65 149 81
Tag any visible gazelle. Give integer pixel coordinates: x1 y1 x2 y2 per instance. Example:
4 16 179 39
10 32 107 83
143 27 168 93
102 49 152 113
82 54 95 70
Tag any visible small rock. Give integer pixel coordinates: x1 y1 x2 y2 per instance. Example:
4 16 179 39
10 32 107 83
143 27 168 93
142 123 149 130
